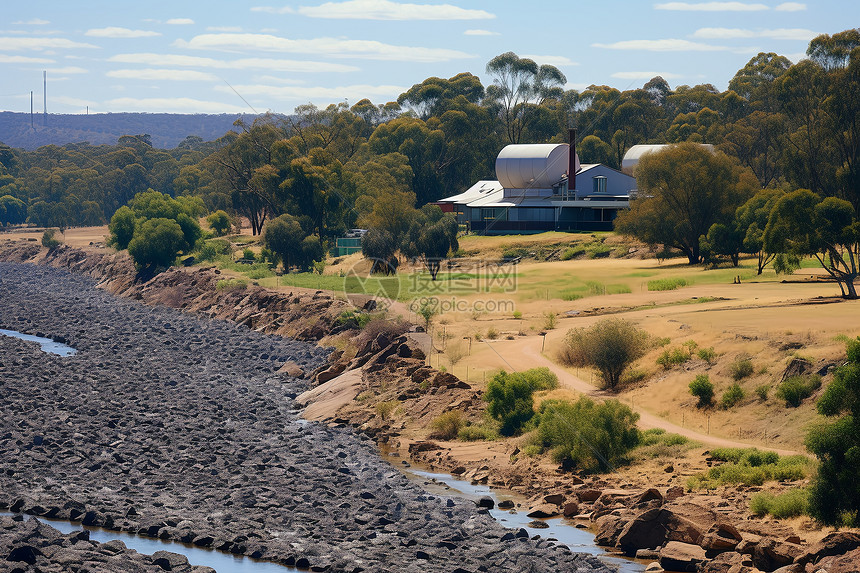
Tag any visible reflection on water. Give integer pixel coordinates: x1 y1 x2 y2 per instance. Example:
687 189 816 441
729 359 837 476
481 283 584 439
406 468 647 573
0 328 77 356
4 513 296 573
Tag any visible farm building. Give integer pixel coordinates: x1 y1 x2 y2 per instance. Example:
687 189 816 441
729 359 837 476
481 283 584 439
436 130 636 233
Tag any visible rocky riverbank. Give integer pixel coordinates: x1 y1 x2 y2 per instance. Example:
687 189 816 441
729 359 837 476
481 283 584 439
0 261 611 573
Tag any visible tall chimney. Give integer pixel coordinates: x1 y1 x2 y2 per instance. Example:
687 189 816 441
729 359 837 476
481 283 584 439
568 128 577 194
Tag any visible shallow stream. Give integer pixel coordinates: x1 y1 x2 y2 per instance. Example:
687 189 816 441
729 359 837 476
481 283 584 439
0 328 77 356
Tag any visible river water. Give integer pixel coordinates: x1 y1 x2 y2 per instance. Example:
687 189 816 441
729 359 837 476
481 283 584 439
0 328 77 356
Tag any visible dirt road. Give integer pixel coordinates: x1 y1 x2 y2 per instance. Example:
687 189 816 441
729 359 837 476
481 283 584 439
504 334 801 456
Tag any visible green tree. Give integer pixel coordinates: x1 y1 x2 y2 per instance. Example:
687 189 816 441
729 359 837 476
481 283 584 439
763 189 860 298
400 205 458 280
261 213 321 272
361 229 399 275
0 195 26 226
485 51 566 144
690 374 715 408
615 142 759 264
127 218 185 269
806 337 860 526
735 189 785 274
206 210 232 236
108 205 136 250
558 318 650 390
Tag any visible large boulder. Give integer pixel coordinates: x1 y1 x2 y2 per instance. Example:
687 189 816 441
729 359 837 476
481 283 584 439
753 538 802 571
617 508 667 556
594 514 628 547
804 547 860 573
699 522 743 554
795 532 860 567
659 541 708 572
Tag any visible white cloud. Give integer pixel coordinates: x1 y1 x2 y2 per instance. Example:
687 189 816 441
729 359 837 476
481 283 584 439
464 29 498 36
0 54 55 63
207 26 243 32
0 37 98 51
46 66 88 74
775 2 805 10
692 27 816 41
109 52 360 72
13 19 50 25
214 82 405 102
166 18 195 25
655 2 768 11
521 55 579 67
107 68 219 81
611 71 683 80
250 6 295 14
254 75 307 85
85 27 161 38
593 39 727 51
296 0 494 20
105 97 249 113
175 33 475 62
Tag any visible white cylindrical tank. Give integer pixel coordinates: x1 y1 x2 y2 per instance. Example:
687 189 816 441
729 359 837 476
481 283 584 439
496 144 575 189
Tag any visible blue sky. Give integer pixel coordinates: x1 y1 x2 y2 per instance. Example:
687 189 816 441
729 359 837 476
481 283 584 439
0 1 854 115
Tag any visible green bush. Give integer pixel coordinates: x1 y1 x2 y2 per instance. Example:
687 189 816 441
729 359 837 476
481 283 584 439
648 277 688 291
689 374 714 407
658 347 691 369
635 428 694 459
688 450 810 489
206 210 231 236
531 398 640 472
216 278 248 291
41 228 60 249
561 246 584 260
197 243 218 261
755 384 770 401
486 327 499 340
484 368 559 436
698 347 717 364
730 357 755 380
750 489 809 518
720 383 745 409
458 423 499 441
429 411 465 440
242 247 256 261
776 374 822 407
127 218 185 269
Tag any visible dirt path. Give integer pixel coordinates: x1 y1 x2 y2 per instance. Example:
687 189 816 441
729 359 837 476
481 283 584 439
503 334 801 456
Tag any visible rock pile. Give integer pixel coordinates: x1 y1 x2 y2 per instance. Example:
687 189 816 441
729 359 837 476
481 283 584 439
0 262 611 573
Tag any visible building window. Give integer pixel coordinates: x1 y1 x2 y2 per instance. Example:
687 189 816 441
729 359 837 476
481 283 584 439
593 176 607 194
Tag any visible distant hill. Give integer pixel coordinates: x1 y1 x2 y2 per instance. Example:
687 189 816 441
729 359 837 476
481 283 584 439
0 112 253 150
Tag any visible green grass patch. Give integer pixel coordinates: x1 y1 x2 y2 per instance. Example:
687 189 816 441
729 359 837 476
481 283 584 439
688 448 811 489
750 489 809 518
634 428 695 460
648 277 689 291
216 278 248 291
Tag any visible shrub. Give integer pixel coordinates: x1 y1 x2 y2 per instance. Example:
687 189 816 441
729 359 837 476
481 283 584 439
108 205 136 249
689 374 714 407
484 368 559 436
531 398 640 472
657 347 691 369
512 310 523 320
731 356 755 381
720 383 745 409
635 428 694 459
558 318 650 389
648 277 688 291
375 400 398 421
776 374 822 407
429 411 465 440
198 243 218 262
755 384 770 401
561 246 584 260
127 218 185 269
216 278 248 291
206 210 231 236
543 311 557 330
698 347 717 364
41 228 61 249
806 337 860 525
750 489 809 518
458 423 499 441
242 247 256 261
688 450 810 489
486 327 499 340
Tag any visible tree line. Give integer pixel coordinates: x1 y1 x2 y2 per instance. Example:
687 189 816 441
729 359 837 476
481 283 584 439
0 30 858 268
